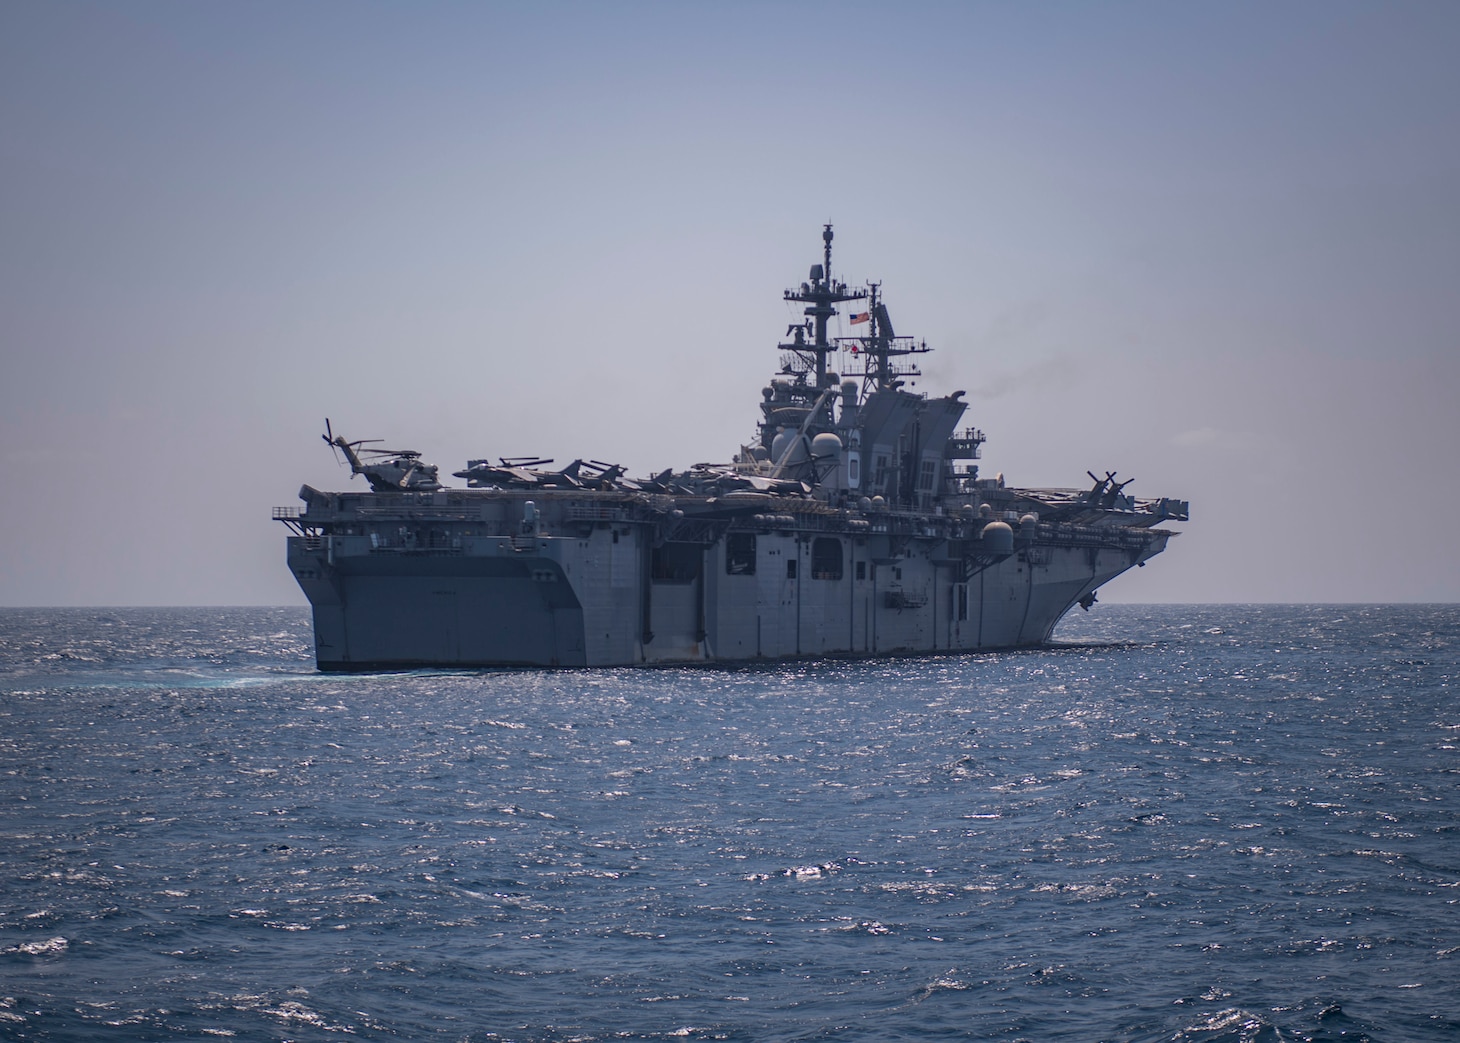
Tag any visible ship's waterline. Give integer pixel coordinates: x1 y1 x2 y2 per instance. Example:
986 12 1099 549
280 228 1185 669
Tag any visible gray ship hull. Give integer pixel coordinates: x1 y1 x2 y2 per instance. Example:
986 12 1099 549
285 490 1169 670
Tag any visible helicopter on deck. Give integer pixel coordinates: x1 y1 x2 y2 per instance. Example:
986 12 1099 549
453 457 657 492
323 419 441 492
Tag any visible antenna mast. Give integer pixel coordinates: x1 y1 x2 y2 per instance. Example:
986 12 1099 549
837 279 932 395
780 224 867 388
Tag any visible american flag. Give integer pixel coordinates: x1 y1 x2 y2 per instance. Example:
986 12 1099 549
849 312 870 325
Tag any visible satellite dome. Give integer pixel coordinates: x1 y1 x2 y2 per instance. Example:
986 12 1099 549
980 521 1014 555
810 432 842 461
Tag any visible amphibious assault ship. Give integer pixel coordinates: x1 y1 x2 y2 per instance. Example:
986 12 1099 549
277 227 1187 669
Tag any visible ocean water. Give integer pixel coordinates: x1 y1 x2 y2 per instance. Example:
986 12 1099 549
0 605 1456 1042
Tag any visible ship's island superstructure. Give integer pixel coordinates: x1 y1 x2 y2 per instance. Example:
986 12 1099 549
277 228 1187 669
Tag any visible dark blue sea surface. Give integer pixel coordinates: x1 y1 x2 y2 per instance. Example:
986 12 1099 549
1 605 1456 1042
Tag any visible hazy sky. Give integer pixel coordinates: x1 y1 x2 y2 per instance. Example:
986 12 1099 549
3 1 1457 606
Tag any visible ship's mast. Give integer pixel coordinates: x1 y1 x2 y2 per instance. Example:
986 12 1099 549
781 224 867 388
868 282 890 391
838 278 931 396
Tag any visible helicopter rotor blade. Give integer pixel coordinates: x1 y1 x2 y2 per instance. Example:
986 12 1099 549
323 418 343 465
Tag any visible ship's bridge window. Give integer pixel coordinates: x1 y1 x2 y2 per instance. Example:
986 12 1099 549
725 533 756 575
919 459 937 491
811 537 843 580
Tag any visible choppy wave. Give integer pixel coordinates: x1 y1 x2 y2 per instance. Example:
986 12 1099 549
0 604 1457 1041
